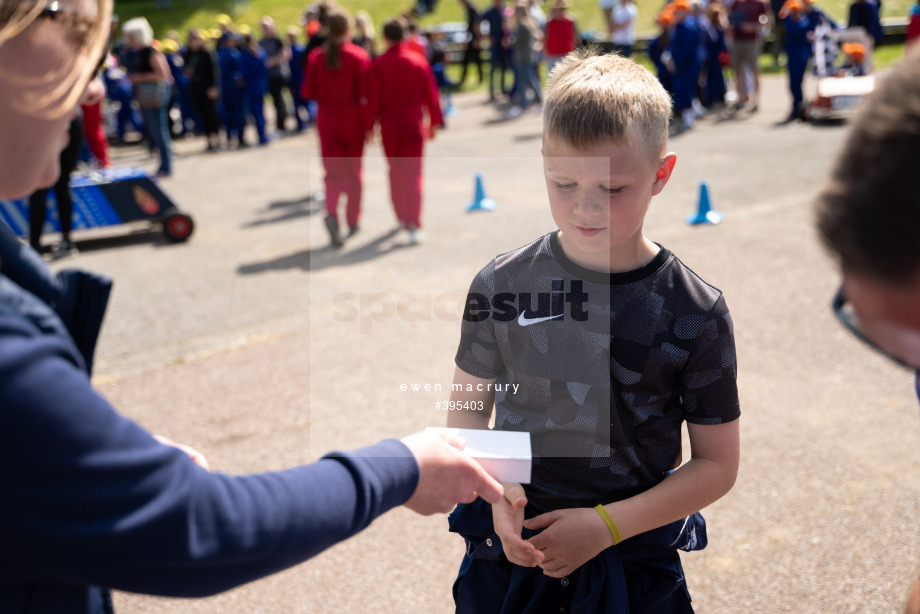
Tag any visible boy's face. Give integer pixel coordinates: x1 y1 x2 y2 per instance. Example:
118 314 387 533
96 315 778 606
542 134 675 271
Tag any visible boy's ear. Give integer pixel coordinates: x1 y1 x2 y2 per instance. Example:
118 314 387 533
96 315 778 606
651 153 677 195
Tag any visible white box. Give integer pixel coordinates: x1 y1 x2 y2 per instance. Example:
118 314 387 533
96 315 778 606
425 427 532 484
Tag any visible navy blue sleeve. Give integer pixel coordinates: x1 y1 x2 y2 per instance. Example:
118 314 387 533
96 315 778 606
0 315 419 597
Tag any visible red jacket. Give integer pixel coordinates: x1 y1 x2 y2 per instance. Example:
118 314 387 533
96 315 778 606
302 42 372 135
545 17 577 56
369 42 444 136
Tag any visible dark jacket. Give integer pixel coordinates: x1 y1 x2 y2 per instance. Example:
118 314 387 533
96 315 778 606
0 225 419 613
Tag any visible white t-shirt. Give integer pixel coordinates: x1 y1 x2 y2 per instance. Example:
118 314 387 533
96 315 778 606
610 1 637 45
599 0 617 10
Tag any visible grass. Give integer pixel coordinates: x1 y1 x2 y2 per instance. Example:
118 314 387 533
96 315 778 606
115 0 914 42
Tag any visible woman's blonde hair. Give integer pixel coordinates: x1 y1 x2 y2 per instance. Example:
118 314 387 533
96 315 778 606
354 10 374 39
122 16 153 47
0 0 114 118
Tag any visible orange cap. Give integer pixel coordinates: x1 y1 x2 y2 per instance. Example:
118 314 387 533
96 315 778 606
842 42 866 61
671 0 692 10
657 10 675 26
778 0 804 16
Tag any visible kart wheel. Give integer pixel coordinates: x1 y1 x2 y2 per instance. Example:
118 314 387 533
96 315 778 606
163 209 194 242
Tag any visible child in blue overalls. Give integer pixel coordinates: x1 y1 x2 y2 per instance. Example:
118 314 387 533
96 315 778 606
649 9 675 100
240 32 270 145
287 26 311 132
780 0 817 121
103 56 145 143
667 0 702 130
163 38 200 135
217 33 247 147
701 3 728 108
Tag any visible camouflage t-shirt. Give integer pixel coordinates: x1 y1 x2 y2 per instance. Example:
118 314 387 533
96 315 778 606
455 232 740 514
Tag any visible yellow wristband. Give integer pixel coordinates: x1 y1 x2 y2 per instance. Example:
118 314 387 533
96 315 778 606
594 504 623 545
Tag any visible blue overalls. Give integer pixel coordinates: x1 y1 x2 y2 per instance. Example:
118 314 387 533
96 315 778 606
288 42 310 131
783 11 816 117
217 44 246 145
240 46 269 144
668 15 702 113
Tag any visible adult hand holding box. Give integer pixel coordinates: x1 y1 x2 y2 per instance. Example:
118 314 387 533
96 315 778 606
425 427 532 484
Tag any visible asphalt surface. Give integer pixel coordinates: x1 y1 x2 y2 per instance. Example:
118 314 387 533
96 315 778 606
49 71 920 613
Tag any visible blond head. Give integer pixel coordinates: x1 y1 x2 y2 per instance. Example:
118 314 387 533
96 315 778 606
544 47 672 165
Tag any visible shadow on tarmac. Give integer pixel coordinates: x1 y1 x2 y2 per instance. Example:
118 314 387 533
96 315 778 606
236 227 404 275
242 194 324 229
51 226 174 254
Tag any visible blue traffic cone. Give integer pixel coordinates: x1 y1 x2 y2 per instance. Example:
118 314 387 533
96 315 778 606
687 181 723 225
466 173 497 212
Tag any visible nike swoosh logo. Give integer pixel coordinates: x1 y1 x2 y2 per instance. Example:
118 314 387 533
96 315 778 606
517 311 564 326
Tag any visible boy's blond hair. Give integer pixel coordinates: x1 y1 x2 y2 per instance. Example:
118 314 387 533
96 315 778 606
543 48 672 165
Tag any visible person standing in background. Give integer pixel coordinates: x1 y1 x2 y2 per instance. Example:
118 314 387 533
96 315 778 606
123 17 174 176
302 9 372 248
80 77 110 167
779 0 817 121
241 31 271 145
184 28 222 152
353 11 378 58
543 0 577 76
610 0 638 56
259 16 291 134
701 2 729 109
507 1 542 117
28 117 84 259
287 26 311 131
848 0 883 46
217 32 247 148
728 0 769 112
369 18 444 245
667 0 702 130
456 0 484 87
482 0 511 101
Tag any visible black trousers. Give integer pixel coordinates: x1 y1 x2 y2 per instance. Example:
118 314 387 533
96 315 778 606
29 116 83 251
190 85 221 138
267 75 289 132
458 42 484 86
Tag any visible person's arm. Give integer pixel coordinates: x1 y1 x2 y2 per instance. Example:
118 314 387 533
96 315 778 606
525 420 739 578
0 316 500 597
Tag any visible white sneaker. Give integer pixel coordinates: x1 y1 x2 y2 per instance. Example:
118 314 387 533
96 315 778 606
506 106 523 119
50 240 78 260
408 225 424 245
691 98 706 118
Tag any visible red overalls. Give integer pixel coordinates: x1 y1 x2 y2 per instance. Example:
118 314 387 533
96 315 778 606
302 43 372 229
369 43 444 229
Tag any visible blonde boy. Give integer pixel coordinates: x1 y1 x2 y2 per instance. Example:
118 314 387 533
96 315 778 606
447 49 740 613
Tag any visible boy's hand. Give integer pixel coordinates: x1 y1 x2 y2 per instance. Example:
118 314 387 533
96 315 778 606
524 507 614 578
492 483 543 567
